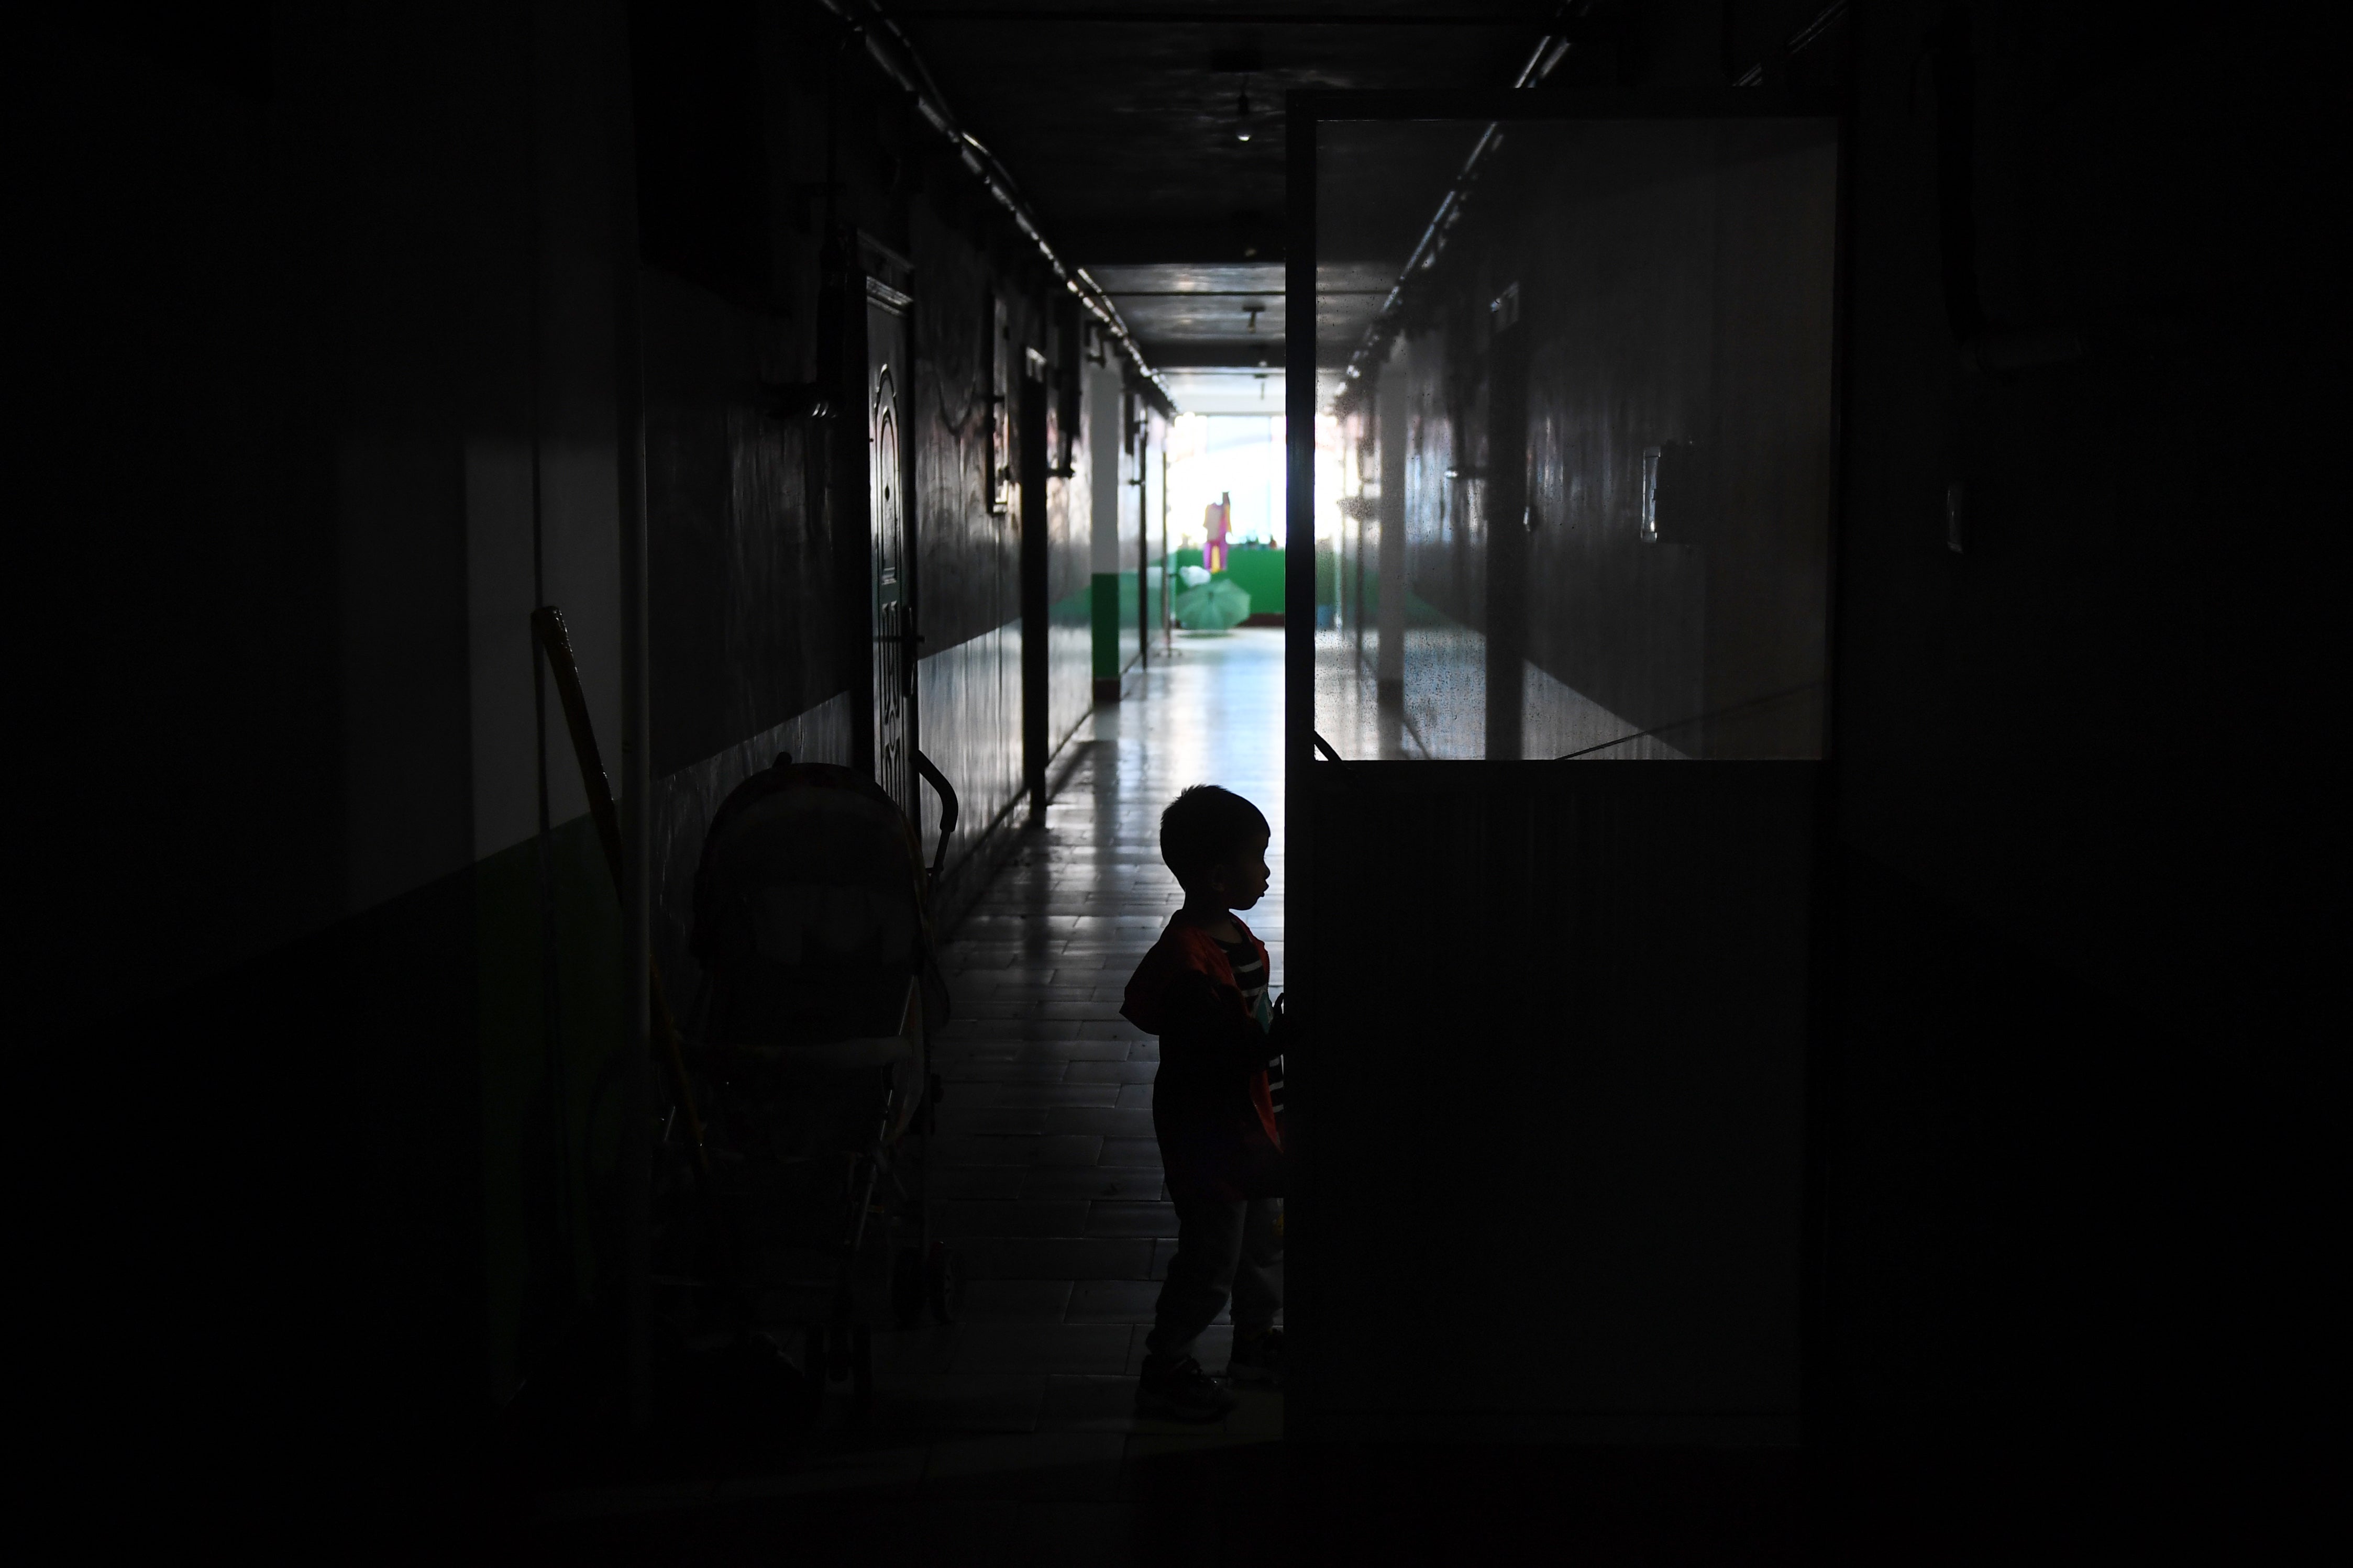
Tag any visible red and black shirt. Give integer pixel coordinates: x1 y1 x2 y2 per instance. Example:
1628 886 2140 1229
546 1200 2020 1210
1121 913 1283 1202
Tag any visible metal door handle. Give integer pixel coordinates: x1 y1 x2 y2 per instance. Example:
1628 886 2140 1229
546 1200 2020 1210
914 750 959 885
875 629 925 696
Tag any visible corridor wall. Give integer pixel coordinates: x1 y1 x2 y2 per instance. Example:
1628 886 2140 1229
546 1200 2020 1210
1087 352 1140 700
640 0 1090 986
1350 119 1835 761
27 1 642 1535
26 0 1098 1540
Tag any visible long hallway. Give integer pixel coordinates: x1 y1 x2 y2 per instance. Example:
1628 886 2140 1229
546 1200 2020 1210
37 4 2321 1559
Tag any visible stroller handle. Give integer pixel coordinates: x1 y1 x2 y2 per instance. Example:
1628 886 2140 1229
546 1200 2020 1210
914 749 958 885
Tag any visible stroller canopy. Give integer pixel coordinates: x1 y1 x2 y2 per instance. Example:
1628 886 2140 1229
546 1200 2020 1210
692 761 938 1050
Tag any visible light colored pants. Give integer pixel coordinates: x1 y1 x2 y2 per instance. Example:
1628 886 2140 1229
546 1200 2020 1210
1145 1195 1283 1362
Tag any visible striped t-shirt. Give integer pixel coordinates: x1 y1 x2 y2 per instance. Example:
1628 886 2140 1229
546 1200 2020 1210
1215 935 1269 1024
1216 934 1283 1114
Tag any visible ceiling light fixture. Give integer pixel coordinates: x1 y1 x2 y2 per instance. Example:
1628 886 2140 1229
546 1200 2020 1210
1236 78 1252 141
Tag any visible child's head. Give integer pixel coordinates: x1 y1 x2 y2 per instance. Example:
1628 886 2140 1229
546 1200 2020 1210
1161 785 1271 911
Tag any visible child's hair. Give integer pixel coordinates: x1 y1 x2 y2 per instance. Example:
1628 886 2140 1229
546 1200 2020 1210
1159 785 1269 889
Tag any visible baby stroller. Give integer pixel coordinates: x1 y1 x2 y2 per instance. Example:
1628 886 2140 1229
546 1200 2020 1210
677 752 961 1405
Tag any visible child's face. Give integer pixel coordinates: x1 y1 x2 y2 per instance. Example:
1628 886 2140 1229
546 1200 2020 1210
1208 835 1272 911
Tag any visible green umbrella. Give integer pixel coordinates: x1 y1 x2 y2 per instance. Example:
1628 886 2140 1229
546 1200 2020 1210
1174 577 1253 631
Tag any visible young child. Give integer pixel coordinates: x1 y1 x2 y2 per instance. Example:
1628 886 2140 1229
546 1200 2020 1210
1121 785 1284 1421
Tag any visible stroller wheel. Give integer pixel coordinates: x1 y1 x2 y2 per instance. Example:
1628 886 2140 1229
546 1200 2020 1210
891 1248 927 1327
925 1243 963 1325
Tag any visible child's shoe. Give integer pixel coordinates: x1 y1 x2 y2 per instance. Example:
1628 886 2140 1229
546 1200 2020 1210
1227 1327 1283 1387
1134 1353 1236 1422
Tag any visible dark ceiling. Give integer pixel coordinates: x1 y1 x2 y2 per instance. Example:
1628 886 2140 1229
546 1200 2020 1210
886 1 1570 380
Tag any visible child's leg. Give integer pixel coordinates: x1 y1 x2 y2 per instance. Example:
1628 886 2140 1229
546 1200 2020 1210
1143 1193 1247 1363
1229 1198 1284 1336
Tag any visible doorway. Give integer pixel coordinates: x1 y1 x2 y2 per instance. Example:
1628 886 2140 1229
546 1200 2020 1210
867 272 919 826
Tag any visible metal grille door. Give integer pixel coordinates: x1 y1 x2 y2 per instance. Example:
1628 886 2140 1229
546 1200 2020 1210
868 279 917 824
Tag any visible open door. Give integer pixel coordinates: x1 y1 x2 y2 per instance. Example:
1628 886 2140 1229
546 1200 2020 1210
1287 92 1842 1443
867 270 918 828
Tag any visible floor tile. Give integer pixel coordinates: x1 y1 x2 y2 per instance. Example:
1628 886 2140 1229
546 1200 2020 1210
929 1166 1027 1200
1085 1202 1176 1237
1065 1279 1163 1322
1128 1324 1231 1375
940 1200 1091 1239
1059 1039 1137 1061
1019 1166 1166 1201
993 1083 1125 1109
957 1236 1156 1281
944 1324 1139 1376
931 1135 1042 1167
941 1060 1069 1083
934 1105 1053 1136
955 1278 1077 1322
1004 1498 1147 1565
1064 1060 1159 1084
918 1430 1129 1500
865 1373 1047 1435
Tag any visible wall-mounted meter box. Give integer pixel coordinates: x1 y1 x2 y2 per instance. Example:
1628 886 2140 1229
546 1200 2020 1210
1640 440 1705 546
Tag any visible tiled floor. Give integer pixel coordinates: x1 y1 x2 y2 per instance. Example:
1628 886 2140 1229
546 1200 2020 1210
897 624 1285 1434
532 630 1289 1556
871 627 1283 1440
518 625 1826 1562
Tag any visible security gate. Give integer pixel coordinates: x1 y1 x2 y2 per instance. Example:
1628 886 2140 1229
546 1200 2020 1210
867 274 917 826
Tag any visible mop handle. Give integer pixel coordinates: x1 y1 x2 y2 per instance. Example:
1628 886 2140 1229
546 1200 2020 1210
530 605 711 1179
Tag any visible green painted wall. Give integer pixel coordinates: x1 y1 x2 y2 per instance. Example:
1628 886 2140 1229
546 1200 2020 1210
88 809 629 1515
1091 570 1140 679
473 813 626 1406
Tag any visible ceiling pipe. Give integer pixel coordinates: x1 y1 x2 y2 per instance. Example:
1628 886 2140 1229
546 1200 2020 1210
1338 2 1594 402
814 0 1176 416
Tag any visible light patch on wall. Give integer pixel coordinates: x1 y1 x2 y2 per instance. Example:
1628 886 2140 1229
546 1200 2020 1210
461 437 626 866
1088 360 1124 573
467 437 540 860
338 430 472 915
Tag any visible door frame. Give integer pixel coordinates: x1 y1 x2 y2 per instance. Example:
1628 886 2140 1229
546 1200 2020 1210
865 270 918 822
854 233 919 817
1019 341 1051 819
